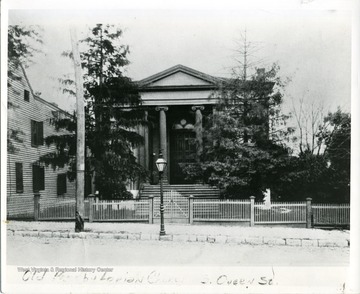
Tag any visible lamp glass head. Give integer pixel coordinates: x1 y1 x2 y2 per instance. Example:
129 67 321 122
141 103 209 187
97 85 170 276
156 157 167 172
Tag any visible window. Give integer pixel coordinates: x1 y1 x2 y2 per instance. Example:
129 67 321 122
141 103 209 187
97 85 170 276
15 163 23 193
57 173 67 195
31 120 44 146
32 164 45 192
24 90 30 102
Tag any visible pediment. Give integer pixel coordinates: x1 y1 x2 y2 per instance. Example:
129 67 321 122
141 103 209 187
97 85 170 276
149 71 213 87
138 64 220 89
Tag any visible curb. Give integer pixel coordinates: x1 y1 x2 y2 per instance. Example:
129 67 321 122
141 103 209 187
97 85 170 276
7 229 350 248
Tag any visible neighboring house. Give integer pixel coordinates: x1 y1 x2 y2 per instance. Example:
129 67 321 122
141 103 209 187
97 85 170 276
7 64 75 219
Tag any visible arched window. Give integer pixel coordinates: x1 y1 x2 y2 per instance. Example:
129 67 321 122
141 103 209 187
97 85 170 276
172 118 194 130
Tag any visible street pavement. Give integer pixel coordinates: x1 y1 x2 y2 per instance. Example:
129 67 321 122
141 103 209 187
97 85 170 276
5 220 350 248
7 234 349 266
5 221 351 293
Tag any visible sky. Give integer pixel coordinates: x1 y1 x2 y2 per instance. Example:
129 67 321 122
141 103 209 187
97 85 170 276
6 5 352 117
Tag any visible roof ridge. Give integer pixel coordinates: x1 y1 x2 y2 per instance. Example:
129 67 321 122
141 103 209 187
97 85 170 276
34 95 72 116
15 62 72 117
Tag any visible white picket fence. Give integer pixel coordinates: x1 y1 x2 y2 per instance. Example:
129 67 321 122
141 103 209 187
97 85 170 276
193 199 251 221
254 202 307 224
38 199 89 220
35 195 350 227
312 203 350 226
91 199 149 222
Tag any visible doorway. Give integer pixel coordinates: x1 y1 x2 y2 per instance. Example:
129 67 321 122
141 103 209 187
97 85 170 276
170 130 196 184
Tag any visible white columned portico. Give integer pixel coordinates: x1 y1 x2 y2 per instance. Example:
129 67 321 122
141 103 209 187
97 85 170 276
138 65 220 184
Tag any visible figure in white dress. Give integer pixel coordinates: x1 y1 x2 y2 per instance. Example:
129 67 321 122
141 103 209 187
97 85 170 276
263 188 271 209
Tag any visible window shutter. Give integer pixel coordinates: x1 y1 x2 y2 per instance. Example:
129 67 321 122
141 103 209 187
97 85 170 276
31 120 36 146
63 174 67 194
39 166 45 191
15 163 23 193
24 90 30 102
32 164 38 192
57 175 61 195
37 122 44 145
33 164 45 192
31 120 44 146
57 173 67 195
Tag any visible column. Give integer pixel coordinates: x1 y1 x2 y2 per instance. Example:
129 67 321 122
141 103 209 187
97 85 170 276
192 105 205 161
138 125 145 167
144 111 150 171
155 106 168 181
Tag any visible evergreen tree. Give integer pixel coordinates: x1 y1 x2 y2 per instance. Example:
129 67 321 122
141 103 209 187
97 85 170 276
322 110 350 173
323 110 350 202
181 32 293 199
182 63 293 200
40 24 147 199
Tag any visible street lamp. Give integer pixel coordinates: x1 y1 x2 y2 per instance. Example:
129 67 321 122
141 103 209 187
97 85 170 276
156 150 167 236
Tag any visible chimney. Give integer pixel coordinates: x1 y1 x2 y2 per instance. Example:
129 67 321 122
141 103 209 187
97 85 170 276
256 68 265 79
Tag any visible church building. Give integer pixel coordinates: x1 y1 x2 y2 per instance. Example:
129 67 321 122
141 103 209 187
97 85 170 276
134 64 224 186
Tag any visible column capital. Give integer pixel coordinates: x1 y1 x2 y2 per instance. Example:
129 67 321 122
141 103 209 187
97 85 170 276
191 105 205 112
155 106 169 112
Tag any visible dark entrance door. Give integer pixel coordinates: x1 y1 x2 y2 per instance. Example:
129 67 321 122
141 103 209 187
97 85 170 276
170 130 196 184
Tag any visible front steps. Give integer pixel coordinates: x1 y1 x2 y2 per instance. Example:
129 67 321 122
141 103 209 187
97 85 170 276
139 183 220 199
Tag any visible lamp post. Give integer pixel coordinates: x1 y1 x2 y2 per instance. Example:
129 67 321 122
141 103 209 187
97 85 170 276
156 150 167 236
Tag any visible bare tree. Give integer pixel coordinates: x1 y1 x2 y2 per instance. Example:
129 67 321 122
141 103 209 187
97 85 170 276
291 93 327 155
230 30 292 144
231 29 266 81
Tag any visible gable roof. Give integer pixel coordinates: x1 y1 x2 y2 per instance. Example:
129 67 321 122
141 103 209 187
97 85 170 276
137 64 225 89
15 63 72 117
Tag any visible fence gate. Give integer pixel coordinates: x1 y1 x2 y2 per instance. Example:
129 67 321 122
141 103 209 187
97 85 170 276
153 190 189 223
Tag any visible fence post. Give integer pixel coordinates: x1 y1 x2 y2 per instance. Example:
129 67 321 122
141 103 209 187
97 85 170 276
148 195 154 224
88 194 94 222
189 195 194 224
250 196 255 227
306 197 312 228
34 193 40 221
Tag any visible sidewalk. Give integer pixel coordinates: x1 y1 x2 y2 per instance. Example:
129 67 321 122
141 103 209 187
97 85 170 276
6 220 350 248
